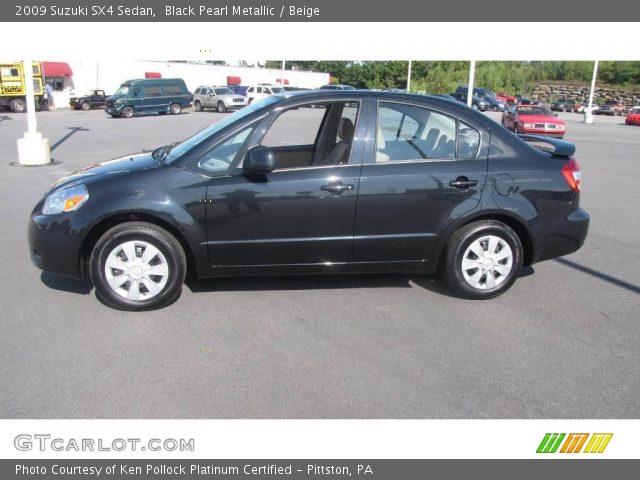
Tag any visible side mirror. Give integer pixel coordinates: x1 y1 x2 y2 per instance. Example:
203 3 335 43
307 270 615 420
244 147 275 174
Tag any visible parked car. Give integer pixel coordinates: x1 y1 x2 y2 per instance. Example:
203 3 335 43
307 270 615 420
69 90 107 110
193 86 246 112
319 84 356 91
104 78 192 118
551 98 579 113
451 92 488 111
29 91 588 310
596 100 626 116
495 91 518 106
502 105 566 138
456 86 506 111
625 106 640 125
515 95 531 105
576 102 600 114
246 84 286 104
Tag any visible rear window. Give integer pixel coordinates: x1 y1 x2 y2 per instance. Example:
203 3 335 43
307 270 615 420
164 84 184 95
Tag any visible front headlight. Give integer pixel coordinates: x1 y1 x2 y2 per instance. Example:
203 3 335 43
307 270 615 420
523 123 536 128
43 184 89 215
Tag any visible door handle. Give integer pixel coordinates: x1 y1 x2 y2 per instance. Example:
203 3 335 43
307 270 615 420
449 177 478 189
321 181 354 195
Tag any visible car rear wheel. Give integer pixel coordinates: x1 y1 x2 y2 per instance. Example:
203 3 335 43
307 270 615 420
80 101 91 111
9 99 26 113
89 222 187 311
217 101 226 113
194 101 203 112
170 103 182 115
442 220 523 300
472 104 479 111
121 106 134 118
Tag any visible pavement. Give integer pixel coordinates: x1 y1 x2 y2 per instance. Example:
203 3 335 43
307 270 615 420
0 106 638 418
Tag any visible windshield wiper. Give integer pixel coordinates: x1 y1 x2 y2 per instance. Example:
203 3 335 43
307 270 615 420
152 142 180 162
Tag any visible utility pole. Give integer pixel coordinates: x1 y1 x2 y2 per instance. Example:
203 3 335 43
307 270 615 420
584 60 599 124
406 60 412 92
467 60 476 108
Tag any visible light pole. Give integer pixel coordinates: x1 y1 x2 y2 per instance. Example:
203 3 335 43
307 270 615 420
17 59 51 166
584 60 599 124
406 60 412 92
467 60 476 108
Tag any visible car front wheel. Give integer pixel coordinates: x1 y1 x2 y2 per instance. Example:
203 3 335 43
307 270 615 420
121 106 134 118
89 222 187 311
217 101 226 113
81 101 91 111
442 220 523 299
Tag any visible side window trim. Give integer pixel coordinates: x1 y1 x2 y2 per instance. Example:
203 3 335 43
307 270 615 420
373 99 483 164
253 99 364 170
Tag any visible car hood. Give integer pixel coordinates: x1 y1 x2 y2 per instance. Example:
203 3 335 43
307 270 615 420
50 152 160 191
518 114 565 124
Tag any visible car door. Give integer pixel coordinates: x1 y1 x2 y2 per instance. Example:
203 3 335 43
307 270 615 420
205 88 216 108
353 99 489 264
202 98 367 268
94 90 106 107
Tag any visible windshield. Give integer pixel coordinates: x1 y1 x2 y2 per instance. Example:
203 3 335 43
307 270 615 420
215 87 234 95
517 106 553 116
269 87 285 94
114 85 130 96
631 107 640 114
164 95 282 163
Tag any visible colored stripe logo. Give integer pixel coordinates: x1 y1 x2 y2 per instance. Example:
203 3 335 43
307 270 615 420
537 433 612 453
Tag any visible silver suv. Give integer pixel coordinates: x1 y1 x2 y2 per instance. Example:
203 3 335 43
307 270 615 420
193 86 247 113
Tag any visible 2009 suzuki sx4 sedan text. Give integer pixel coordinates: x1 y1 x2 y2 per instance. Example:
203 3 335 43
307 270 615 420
28 91 589 310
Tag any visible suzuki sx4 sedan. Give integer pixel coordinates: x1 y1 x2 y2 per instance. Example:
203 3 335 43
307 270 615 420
29 91 589 310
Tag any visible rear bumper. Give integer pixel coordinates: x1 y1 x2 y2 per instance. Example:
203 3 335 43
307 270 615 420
532 208 590 264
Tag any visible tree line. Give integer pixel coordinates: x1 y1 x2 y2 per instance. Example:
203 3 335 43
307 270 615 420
265 61 640 94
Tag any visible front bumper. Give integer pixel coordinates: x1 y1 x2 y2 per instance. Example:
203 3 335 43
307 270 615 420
520 128 565 138
28 211 86 279
105 105 122 116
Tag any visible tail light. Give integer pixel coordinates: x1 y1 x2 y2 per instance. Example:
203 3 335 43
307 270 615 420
562 158 581 192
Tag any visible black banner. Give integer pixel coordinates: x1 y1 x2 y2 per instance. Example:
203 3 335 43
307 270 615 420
3 459 640 479
6 0 640 22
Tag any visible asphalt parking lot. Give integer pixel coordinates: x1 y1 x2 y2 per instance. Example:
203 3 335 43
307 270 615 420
0 106 638 418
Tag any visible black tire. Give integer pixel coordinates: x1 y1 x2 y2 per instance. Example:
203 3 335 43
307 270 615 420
121 106 134 118
170 103 182 115
80 101 91 111
89 222 187 311
217 101 226 113
472 103 479 111
9 99 26 113
194 101 203 112
441 220 523 300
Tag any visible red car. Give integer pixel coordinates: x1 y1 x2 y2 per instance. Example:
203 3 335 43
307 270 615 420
625 107 640 125
496 91 518 105
501 105 566 138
